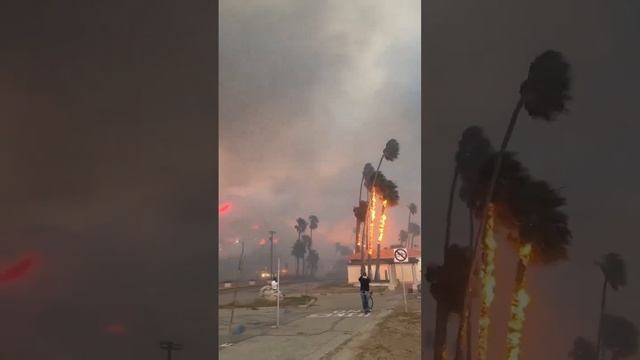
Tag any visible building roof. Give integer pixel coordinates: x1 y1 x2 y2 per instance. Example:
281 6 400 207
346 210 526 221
349 247 421 261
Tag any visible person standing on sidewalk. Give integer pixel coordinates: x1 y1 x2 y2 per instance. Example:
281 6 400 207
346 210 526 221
359 272 371 314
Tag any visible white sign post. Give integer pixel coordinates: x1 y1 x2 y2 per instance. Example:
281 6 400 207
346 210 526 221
393 248 409 313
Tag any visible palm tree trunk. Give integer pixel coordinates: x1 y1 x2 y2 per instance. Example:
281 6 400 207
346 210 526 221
596 278 608 360
374 243 381 281
466 209 474 360
375 204 387 281
302 256 306 278
355 220 362 253
434 303 449 360
445 168 459 251
295 257 299 277
456 96 525 357
505 256 530 360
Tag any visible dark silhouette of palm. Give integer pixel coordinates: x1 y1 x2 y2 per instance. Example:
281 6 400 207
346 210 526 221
398 230 409 247
291 239 306 277
308 215 319 250
569 337 598 360
601 314 638 360
457 49 572 358
427 244 473 360
354 163 375 255
307 249 320 278
437 126 493 360
596 253 628 359
520 50 572 121
407 203 418 247
408 222 420 248
301 235 311 276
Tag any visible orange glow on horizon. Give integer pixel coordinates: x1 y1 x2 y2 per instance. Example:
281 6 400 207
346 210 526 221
219 203 232 215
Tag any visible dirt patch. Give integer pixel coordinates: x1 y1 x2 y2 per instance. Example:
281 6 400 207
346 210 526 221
353 297 421 360
219 295 317 309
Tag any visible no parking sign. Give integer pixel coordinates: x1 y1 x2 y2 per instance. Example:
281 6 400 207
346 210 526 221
393 248 409 263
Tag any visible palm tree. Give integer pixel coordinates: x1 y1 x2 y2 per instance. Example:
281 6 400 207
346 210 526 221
596 253 628 359
293 218 308 277
427 244 472 360
307 249 320 278
408 222 420 248
301 235 311 277
457 50 572 358
398 230 409 247
407 202 417 236
353 201 368 253
291 239 306 277
435 126 494 360
308 215 319 250
601 314 638 360
569 337 598 360
503 178 571 360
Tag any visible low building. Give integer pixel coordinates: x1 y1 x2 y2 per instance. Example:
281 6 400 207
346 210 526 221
347 247 421 286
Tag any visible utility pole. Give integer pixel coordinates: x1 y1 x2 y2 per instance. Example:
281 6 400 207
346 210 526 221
269 230 276 279
229 240 245 335
159 341 183 360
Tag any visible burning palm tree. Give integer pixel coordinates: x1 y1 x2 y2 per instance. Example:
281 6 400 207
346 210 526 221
503 178 571 360
596 253 628 359
368 171 399 281
457 50 572 358
433 126 495 360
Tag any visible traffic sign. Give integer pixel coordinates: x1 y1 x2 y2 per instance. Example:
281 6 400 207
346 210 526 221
393 248 409 263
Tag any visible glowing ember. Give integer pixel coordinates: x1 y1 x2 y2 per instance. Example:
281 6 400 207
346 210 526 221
258 238 267 246
219 203 232 215
377 199 388 244
505 242 532 360
478 203 497 360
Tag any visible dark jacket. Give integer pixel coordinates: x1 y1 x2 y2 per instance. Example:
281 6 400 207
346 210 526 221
358 276 370 292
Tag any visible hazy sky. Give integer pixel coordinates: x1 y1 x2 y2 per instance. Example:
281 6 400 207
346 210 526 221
423 1 640 358
1 1 217 359
219 0 421 276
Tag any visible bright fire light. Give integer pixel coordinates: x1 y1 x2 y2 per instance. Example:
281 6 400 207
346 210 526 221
368 189 377 255
377 199 388 244
258 238 267 246
506 243 532 360
219 203 232 215
478 203 497 360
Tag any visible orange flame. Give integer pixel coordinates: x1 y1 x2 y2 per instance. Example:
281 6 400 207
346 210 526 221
478 203 497 360
368 189 377 255
377 199 388 244
506 243 532 360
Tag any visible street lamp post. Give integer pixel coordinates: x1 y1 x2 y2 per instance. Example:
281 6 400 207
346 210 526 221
269 230 276 279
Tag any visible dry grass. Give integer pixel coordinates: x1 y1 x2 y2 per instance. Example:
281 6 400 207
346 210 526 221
354 297 421 360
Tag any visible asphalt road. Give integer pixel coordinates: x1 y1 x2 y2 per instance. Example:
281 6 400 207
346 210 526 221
218 282 405 360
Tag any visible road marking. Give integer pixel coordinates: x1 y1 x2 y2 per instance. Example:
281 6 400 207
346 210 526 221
307 310 372 318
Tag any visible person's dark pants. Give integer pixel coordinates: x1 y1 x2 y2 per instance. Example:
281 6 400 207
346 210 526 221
360 290 370 312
